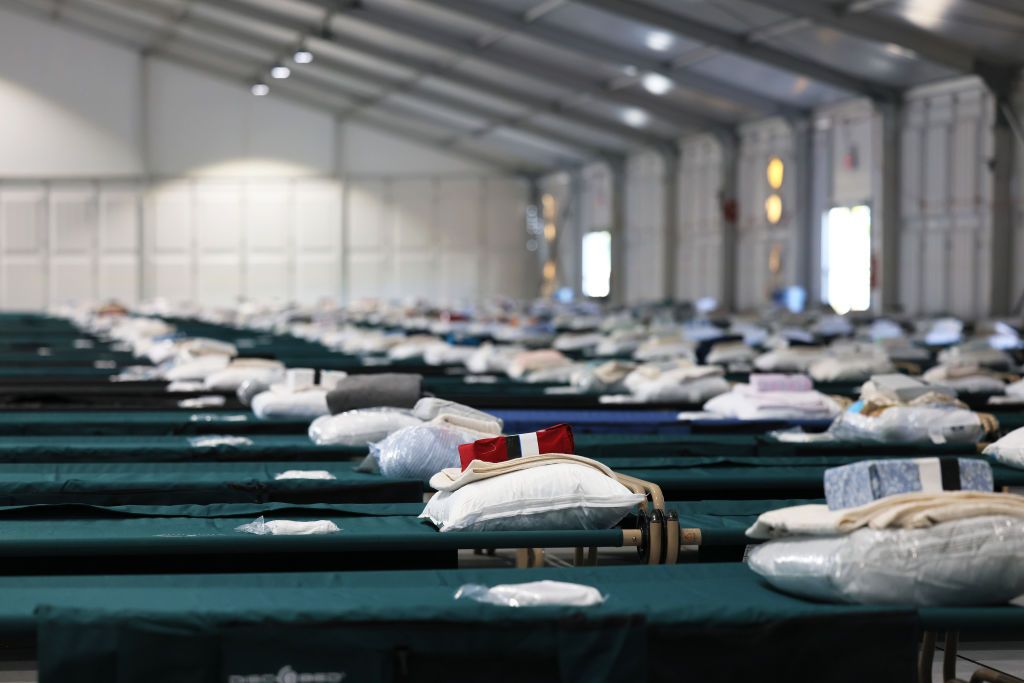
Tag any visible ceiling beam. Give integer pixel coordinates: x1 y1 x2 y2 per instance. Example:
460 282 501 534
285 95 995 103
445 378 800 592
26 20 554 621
120 0 618 160
6 0 540 173
415 0 807 118
745 0 995 73
203 0 672 148
320 1 731 133
569 0 901 100
966 0 1024 19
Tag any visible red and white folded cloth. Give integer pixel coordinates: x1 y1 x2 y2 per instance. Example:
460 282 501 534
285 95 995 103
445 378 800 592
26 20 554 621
457 423 574 470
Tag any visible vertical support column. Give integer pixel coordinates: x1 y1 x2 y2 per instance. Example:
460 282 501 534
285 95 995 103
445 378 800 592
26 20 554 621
524 174 545 299
336 116 349 304
715 130 739 312
879 101 903 314
566 166 584 297
659 144 680 302
137 53 152 304
791 116 815 297
990 96 1016 315
608 157 626 306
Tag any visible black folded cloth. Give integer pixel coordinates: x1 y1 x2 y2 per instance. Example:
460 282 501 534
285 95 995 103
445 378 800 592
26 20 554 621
326 373 423 415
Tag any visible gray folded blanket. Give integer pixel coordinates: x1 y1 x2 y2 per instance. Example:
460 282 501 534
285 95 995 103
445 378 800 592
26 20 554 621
325 373 423 415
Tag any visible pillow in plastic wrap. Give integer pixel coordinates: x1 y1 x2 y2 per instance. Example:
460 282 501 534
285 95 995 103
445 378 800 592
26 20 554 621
308 409 423 446
372 418 500 480
251 389 329 420
420 463 644 532
984 427 1024 469
828 406 984 445
747 515 1024 606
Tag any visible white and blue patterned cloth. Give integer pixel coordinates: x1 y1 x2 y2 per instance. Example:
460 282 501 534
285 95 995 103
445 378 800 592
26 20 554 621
824 457 994 510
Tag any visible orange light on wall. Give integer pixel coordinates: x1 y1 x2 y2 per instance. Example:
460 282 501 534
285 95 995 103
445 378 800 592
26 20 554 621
764 193 783 225
766 156 784 189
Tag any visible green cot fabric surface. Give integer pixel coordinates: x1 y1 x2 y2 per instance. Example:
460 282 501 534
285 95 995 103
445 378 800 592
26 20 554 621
670 498 820 546
22 563 920 683
0 461 421 505
574 433 980 458
0 435 364 463
617 460 1024 497
0 411 311 436
0 501 623 557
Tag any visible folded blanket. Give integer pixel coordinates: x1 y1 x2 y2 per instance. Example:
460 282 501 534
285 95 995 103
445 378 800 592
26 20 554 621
430 453 616 493
749 373 812 393
747 491 1024 540
824 457 993 510
325 373 423 415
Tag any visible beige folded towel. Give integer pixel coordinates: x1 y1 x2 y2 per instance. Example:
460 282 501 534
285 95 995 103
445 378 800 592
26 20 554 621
747 490 1024 540
429 453 617 493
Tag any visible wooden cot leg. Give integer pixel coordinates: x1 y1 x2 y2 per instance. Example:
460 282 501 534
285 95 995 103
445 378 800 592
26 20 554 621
944 632 959 683
586 546 597 566
920 631 937 683
515 548 530 569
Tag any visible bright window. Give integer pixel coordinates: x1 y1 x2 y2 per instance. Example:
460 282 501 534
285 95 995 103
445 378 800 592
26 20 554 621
822 205 871 314
581 231 612 298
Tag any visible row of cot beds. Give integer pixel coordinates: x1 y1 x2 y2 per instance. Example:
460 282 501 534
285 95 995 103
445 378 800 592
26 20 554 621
0 312 1019 682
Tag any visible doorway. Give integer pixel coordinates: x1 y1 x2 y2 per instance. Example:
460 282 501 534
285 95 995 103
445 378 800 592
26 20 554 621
821 205 871 314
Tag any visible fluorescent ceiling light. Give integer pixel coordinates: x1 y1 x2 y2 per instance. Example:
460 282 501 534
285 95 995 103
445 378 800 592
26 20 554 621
293 49 314 64
271 65 291 79
642 73 673 95
622 107 649 128
250 82 270 96
645 31 673 52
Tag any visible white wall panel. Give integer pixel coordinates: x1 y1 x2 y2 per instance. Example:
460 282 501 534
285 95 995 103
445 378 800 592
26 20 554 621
623 151 666 304
677 134 726 302
899 78 995 316
49 186 96 305
736 118 797 311
0 185 47 310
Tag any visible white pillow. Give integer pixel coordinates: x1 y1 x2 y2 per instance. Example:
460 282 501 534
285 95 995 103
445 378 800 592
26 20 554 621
164 354 231 381
748 516 1024 606
984 427 1024 469
420 463 645 532
632 376 730 404
204 361 285 391
308 409 423 446
251 389 329 419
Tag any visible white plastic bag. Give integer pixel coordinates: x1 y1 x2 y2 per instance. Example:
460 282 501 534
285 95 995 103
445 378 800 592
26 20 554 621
454 581 606 607
274 470 336 480
236 516 340 535
187 435 254 448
